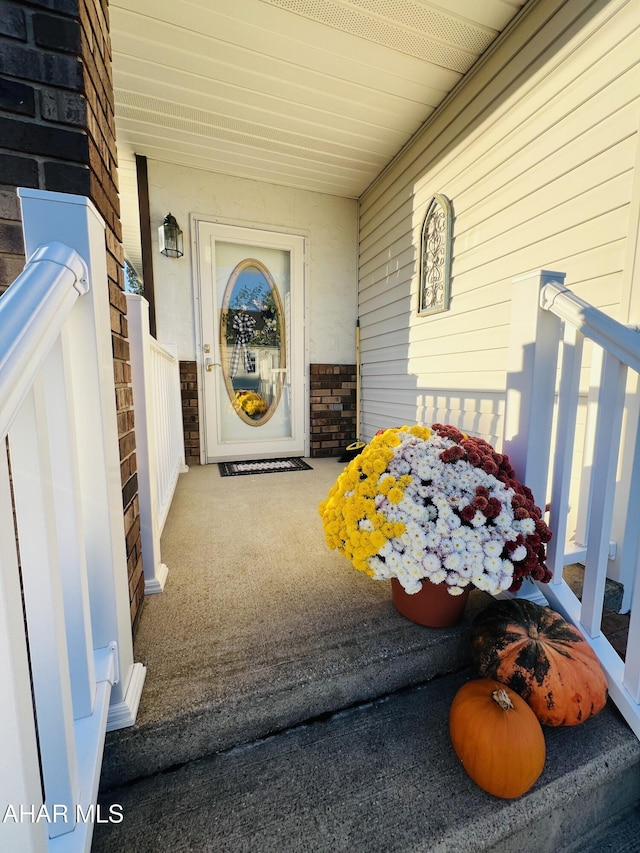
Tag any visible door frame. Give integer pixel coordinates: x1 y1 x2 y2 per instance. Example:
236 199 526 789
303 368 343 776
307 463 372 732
191 215 309 464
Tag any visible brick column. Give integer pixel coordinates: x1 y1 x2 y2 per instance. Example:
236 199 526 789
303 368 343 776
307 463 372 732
180 361 200 466
309 364 357 457
0 0 144 630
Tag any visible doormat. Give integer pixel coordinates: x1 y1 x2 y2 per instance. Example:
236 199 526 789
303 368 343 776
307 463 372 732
218 457 313 477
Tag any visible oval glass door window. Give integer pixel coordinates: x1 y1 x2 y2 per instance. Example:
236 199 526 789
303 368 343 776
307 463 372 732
220 258 286 426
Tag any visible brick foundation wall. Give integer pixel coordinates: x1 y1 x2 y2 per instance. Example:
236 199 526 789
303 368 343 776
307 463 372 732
0 0 144 630
180 361 200 466
310 364 357 457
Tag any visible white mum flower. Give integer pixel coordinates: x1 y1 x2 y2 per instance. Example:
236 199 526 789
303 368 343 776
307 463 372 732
387 553 401 570
447 513 462 530
516 517 536 535
423 531 439 551
422 553 441 572
484 555 502 573
472 573 491 591
510 544 527 562
483 540 503 558
444 553 463 571
429 569 447 585
450 535 467 553
435 518 451 536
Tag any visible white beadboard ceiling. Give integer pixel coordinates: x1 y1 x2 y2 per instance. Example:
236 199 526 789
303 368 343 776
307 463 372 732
110 0 529 272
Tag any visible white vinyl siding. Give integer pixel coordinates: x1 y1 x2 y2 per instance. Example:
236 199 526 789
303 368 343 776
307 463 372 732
358 0 640 446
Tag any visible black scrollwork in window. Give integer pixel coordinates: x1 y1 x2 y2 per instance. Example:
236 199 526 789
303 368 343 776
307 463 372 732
419 194 453 316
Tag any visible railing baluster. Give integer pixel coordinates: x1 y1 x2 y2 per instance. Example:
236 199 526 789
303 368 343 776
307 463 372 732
580 350 627 638
0 443 48 852
42 332 96 719
546 323 584 582
9 379 79 838
624 569 640 701
573 346 603 549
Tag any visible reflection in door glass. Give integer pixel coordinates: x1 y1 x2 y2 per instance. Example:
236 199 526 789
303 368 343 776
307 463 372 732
220 259 286 426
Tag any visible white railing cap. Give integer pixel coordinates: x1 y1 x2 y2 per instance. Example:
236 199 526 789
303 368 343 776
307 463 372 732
0 242 89 437
540 281 640 374
26 242 89 295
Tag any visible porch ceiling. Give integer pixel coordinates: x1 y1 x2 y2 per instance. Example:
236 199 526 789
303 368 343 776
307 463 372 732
110 0 529 271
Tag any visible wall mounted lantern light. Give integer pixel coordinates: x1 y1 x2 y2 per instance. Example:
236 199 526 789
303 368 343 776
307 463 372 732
158 213 184 258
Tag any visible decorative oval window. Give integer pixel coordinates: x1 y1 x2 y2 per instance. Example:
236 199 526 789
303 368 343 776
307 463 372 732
219 258 286 427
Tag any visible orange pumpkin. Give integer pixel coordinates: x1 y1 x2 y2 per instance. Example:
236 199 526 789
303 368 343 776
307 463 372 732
449 678 546 798
470 599 608 726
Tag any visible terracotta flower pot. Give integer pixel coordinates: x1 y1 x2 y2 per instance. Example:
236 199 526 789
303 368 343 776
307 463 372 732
391 577 471 627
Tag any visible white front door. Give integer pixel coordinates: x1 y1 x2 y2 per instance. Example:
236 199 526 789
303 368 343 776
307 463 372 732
196 221 306 462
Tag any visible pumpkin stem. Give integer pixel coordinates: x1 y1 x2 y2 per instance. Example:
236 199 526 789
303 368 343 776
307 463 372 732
491 688 514 711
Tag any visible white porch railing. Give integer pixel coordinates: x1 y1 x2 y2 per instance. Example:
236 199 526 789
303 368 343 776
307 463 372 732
126 294 187 594
0 189 146 852
504 270 640 740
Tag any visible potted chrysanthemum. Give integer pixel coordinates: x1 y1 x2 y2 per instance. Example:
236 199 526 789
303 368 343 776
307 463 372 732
319 424 552 627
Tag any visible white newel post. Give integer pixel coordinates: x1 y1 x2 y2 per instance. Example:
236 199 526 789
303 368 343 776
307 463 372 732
18 189 146 730
503 270 565 603
126 293 168 593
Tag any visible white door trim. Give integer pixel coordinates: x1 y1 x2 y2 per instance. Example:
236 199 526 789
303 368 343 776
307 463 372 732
192 217 308 463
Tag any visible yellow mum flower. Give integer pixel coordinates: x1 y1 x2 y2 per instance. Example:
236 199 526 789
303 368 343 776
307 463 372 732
372 455 388 474
370 530 386 550
378 476 396 495
409 425 432 440
388 487 403 504
377 430 401 448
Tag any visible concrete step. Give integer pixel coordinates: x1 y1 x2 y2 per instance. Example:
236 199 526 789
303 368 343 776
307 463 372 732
560 803 640 853
99 589 493 790
93 669 640 853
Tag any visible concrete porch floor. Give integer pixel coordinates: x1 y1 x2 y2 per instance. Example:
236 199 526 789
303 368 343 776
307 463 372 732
99 457 496 788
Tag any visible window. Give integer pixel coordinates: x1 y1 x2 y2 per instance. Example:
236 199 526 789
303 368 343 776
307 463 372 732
418 193 453 315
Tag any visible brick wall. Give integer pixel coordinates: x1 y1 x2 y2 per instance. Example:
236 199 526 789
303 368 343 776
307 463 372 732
180 361 200 466
0 0 144 630
309 364 357 457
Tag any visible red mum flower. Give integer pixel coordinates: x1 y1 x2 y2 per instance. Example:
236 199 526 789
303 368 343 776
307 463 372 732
440 445 465 463
472 495 488 512
485 497 503 519
460 505 476 522
535 519 552 543
432 423 465 443
528 533 542 550
481 460 499 476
